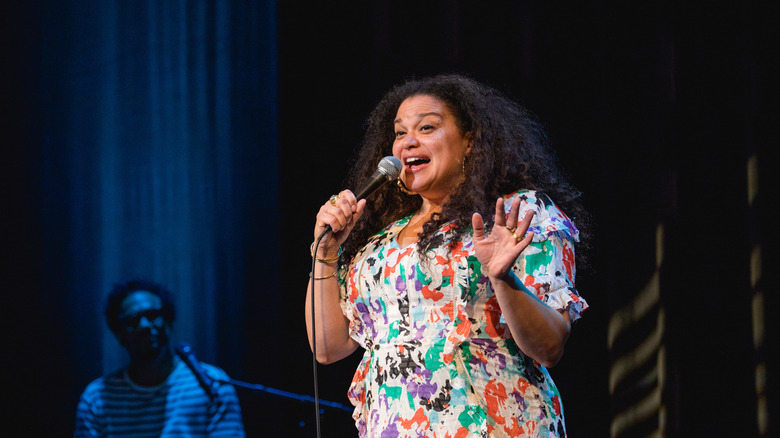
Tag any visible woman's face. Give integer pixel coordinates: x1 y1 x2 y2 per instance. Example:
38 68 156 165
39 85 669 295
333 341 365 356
392 95 471 203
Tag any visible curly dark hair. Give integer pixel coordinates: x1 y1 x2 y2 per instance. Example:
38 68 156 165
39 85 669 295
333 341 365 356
105 279 176 336
341 73 590 264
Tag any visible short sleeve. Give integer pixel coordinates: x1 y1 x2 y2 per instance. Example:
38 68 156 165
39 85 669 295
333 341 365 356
201 364 247 437
505 190 588 322
74 381 105 437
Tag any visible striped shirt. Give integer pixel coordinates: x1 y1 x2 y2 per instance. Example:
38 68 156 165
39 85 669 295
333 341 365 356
74 359 245 437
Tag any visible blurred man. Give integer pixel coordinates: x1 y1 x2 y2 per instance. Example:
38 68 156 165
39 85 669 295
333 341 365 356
74 280 245 437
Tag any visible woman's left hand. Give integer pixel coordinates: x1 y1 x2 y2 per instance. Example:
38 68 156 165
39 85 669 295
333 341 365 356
472 197 535 279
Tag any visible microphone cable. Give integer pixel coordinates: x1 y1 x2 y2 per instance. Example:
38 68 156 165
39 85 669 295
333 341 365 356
309 228 330 438
306 156 401 437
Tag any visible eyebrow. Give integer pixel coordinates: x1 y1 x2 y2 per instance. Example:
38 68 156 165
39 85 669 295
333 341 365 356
394 112 442 125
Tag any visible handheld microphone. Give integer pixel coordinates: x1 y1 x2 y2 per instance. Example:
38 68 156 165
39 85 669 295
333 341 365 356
324 156 402 234
175 341 217 401
353 156 402 200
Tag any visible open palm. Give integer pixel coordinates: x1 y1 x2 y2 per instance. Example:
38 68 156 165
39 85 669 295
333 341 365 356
472 197 535 279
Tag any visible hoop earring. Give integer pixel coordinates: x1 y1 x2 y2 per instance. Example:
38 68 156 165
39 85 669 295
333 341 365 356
397 178 415 195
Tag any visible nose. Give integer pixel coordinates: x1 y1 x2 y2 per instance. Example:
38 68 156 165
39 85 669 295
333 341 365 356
137 316 156 329
398 132 419 149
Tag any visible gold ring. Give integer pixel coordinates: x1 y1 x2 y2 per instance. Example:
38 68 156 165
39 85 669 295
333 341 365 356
513 231 524 242
329 194 339 205
505 225 516 233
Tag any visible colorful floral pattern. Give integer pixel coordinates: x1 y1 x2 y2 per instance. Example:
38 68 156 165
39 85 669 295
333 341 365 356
339 190 587 437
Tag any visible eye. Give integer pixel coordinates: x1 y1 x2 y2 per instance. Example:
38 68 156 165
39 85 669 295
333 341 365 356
420 124 434 132
395 130 406 138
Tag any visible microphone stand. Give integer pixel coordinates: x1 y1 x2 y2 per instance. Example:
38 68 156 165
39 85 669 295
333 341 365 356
219 377 352 413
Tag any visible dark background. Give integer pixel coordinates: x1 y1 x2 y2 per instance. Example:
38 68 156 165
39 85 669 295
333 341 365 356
3 1 778 437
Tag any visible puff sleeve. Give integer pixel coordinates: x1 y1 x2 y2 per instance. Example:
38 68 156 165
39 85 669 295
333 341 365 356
505 190 588 323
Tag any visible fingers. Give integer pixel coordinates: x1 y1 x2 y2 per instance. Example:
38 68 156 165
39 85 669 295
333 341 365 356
518 229 534 247
472 212 486 240
491 197 536 246
493 198 506 227
354 198 367 221
505 198 521 230
501 197 534 231
315 190 360 237
517 209 534 235
333 190 358 220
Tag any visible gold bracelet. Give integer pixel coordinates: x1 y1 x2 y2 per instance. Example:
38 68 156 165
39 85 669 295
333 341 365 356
310 242 342 263
310 270 338 280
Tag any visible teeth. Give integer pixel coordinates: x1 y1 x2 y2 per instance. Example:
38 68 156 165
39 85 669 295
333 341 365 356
405 157 425 164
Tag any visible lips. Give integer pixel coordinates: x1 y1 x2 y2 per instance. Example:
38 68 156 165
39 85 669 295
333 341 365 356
404 155 430 172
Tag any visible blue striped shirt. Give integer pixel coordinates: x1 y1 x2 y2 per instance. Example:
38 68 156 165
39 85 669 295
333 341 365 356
74 359 245 437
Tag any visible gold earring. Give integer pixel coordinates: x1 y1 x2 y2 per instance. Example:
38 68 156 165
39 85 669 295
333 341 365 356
397 178 415 195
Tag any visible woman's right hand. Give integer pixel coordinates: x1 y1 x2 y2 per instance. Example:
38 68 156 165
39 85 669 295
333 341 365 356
313 189 366 258
308 190 363 363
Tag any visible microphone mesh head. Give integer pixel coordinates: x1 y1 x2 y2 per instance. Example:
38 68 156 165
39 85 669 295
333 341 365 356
378 156 402 180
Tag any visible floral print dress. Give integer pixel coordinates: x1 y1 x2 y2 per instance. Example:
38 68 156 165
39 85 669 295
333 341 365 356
338 190 588 437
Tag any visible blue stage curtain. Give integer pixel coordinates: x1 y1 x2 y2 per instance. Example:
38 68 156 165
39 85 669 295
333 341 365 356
31 0 277 417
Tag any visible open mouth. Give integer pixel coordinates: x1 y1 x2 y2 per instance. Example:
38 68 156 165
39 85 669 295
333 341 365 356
404 156 430 171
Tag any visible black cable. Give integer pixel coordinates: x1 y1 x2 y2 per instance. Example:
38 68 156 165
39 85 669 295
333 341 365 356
309 228 330 438
218 377 352 412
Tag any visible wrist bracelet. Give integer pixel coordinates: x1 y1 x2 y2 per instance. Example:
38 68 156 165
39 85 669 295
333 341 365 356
310 270 338 280
310 242 342 263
